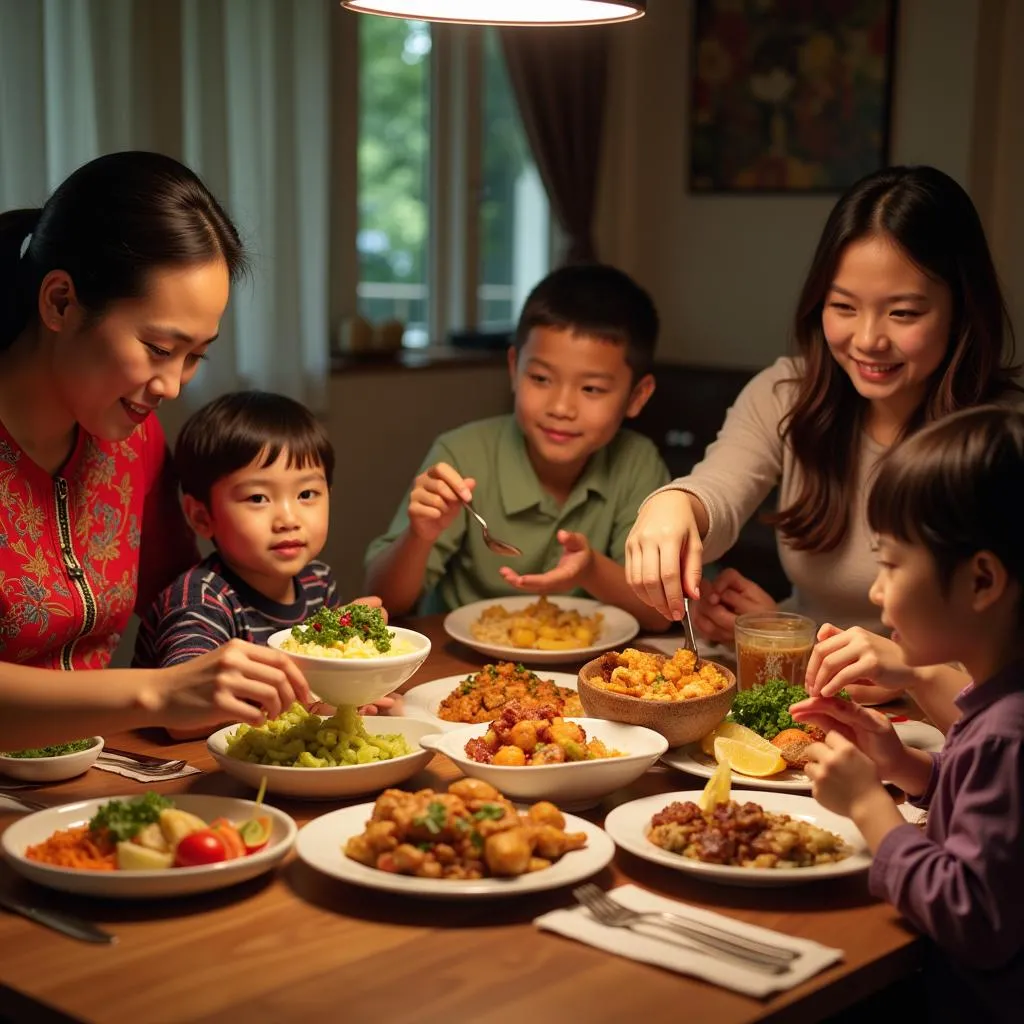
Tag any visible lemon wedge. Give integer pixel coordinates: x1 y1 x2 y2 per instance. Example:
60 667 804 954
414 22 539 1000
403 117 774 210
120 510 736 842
698 758 732 812
713 736 787 777
699 720 779 758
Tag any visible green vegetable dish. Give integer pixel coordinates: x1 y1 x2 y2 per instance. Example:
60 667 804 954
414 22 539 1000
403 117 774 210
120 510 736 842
289 604 394 653
226 702 413 768
728 679 849 740
1 738 96 759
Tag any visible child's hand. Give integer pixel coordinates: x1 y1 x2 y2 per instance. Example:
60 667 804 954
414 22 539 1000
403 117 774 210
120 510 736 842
689 568 777 644
408 462 476 543
802 731 885 819
357 693 405 716
805 623 912 702
791 695 906 778
498 530 593 594
347 595 386 621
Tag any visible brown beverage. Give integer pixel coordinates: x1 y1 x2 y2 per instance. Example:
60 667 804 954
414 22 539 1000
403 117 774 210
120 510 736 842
734 612 816 692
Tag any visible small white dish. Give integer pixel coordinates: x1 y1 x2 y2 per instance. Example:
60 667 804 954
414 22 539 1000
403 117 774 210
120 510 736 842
0 738 103 784
603 789 871 887
266 625 431 706
2 794 297 898
891 720 944 753
295 802 614 899
207 717 437 800
443 596 639 666
419 719 668 810
402 671 580 731
661 720 943 793
661 745 813 792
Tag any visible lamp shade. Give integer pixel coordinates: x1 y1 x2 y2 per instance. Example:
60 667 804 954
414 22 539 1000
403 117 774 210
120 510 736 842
340 1 646 26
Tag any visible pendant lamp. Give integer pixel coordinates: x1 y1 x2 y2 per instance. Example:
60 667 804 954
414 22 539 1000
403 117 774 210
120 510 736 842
340 1 646 27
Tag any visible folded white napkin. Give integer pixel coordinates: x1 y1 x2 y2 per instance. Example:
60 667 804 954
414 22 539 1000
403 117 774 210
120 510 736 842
898 803 928 827
93 760 201 783
535 884 843 997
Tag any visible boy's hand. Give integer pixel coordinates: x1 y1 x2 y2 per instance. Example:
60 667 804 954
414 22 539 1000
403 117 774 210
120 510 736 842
498 530 593 594
408 462 476 543
805 623 911 702
347 595 387 621
357 693 405 716
689 568 776 644
802 731 885 819
791 695 906 778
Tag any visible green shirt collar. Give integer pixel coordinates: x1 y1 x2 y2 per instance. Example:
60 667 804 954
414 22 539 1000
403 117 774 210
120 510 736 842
497 417 612 517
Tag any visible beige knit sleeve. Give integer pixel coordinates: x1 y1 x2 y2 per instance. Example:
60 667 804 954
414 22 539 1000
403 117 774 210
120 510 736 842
645 356 798 563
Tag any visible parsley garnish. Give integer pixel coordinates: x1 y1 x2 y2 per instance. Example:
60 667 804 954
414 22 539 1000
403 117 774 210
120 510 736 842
89 792 174 842
729 678 849 740
1 738 94 759
412 800 448 835
472 804 505 822
290 604 394 653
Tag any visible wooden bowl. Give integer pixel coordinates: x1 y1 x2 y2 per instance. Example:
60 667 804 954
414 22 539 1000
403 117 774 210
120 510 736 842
577 655 736 748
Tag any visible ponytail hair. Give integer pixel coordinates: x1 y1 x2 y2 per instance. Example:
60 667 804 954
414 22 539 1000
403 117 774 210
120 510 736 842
0 208 44 347
0 151 247 351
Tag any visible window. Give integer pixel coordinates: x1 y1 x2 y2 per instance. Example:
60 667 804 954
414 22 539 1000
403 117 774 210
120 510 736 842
357 17 431 345
356 23 550 348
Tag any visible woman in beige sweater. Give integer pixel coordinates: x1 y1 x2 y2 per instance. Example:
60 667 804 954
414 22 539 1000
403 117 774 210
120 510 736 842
625 166 1020 729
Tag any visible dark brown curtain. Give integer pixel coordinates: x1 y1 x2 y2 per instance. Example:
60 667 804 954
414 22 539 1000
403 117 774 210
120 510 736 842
500 28 611 264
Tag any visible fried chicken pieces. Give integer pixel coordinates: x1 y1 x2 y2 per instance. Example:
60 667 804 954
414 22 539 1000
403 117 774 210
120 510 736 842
344 779 587 880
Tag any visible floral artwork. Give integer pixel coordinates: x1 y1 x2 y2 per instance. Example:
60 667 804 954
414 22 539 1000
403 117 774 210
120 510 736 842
689 0 896 192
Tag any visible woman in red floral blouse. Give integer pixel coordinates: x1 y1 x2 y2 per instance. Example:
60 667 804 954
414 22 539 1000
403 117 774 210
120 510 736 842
0 152 309 749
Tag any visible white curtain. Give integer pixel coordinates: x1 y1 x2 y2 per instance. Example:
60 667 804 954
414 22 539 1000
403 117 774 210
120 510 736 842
0 0 330 415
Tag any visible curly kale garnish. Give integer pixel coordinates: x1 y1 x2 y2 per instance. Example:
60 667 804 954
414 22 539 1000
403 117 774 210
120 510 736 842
290 604 394 653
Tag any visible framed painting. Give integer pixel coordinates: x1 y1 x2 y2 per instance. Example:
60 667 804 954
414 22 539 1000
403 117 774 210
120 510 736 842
689 0 897 193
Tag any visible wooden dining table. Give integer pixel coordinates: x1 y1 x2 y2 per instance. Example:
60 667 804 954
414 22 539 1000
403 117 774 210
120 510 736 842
0 615 925 1024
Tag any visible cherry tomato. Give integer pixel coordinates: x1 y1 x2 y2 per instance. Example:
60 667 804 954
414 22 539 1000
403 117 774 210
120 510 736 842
174 830 228 867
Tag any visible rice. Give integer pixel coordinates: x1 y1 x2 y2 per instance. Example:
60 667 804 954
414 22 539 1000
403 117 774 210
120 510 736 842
280 635 414 660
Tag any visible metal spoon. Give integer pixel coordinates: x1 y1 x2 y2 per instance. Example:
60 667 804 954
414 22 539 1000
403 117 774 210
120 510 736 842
464 501 523 557
682 597 703 669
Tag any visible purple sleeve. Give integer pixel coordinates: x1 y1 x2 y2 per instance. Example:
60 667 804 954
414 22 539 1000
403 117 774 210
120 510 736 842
869 736 1024 968
908 751 942 809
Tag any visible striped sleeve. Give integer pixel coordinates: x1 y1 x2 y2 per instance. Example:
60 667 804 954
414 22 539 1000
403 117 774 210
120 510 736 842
133 568 243 668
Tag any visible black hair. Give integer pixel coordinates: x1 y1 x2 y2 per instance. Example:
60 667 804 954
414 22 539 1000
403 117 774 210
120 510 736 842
0 151 246 349
513 263 659 380
868 405 1024 596
768 164 1019 553
174 390 334 505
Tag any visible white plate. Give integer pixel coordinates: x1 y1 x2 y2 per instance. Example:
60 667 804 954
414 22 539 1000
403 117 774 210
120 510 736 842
443 596 639 665
2 794 297 898
207 717 436 800
604 790 871 887
418 719 668 810
403 671 580 731
295 802 614 899
661 720 944 792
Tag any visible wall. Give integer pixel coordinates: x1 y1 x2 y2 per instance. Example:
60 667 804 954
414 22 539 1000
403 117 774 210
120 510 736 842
595 0 1022 368
323 362 513 596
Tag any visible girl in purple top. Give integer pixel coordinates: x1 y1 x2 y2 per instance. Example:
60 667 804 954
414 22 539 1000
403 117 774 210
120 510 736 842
793 405 1024 1023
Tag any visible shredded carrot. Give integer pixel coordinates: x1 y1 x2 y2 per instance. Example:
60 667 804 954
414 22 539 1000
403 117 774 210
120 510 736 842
25 824 117 871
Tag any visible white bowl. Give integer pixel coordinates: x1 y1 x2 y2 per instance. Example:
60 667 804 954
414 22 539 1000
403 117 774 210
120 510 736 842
0 737 103 783
419 718 668 810
266 626 431 706
208 717 437 800
2 794 297 898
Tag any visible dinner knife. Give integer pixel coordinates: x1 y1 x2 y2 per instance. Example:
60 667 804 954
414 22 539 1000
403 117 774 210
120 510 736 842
0 893 116 944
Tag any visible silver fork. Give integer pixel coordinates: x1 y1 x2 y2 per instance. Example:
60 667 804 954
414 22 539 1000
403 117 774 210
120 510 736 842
573 884 798 975
97 754 188 776
682 597 703 669
0 792 48 812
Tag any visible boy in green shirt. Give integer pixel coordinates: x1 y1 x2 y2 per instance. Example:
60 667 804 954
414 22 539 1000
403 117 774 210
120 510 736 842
364 264 671 632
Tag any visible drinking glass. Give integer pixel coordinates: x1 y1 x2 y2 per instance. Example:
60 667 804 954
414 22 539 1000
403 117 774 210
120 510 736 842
734 612 816 692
